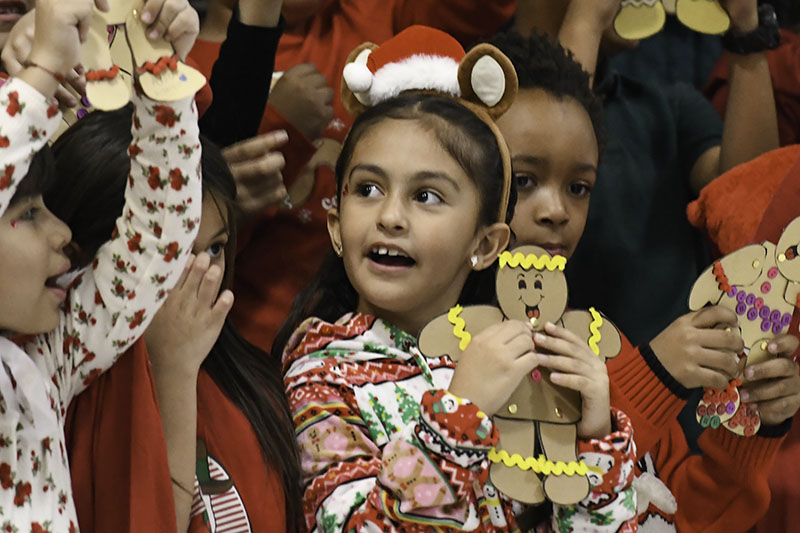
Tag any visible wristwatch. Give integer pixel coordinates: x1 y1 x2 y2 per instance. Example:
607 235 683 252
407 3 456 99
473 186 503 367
722 4 780 55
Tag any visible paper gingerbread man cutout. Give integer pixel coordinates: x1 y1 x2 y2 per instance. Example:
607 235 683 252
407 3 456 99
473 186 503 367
80 0 205 111
418 245 622 505
614 0 730 40
688 216 800 436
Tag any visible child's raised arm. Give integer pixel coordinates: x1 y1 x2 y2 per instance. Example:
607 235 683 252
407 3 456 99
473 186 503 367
25 0 203 407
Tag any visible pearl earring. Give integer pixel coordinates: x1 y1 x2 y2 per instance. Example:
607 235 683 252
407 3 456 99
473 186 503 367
336 244 343 257
470 255 478 268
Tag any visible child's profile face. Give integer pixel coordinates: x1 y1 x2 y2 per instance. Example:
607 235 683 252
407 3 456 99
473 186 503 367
0 194 72 334
191 193 229 275
329 118 484 334
497 89 598 260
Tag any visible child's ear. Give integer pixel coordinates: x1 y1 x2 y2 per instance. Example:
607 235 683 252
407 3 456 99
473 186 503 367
471 222 510 270
326 207 343 254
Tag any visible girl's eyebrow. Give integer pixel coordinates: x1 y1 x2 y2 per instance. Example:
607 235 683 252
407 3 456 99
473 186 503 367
409 171 461 192
210 228 228 240
349 163 386 180
512 154 597 174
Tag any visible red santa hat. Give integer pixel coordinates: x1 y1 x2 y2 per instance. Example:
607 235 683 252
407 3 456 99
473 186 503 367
342 26 468 106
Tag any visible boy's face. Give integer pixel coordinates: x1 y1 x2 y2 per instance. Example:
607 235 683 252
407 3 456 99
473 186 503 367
497 89 598 260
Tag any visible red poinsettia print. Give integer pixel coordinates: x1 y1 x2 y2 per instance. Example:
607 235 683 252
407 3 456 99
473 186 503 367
13 481 31 506
5 91 20 116
169 168 186 191
47 103 59 118
128 309 146 329
31 522 49 533
128 143 143 157
0 164 14 190
127 233 142 253
147 166 162 190
0 136 9 148
154 105 177 127
162 241 180 262
0 463 12 489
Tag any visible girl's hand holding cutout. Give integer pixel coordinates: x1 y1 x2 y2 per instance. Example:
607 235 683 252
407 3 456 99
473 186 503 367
139 0 199 59
144 252 234 378
21 0 108 98
650 306 744 390
533 322 612 439
222 130 289 218
739 334 800 426
448 320 538 417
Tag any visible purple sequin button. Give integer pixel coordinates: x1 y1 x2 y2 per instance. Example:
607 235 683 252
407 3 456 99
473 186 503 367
736 302 747 315
760 306 771 319
726 402 736 414
746 293 756 305
783 313 793 326
737 291 747 303
761 319 772 332
773 322 784 335
747 308 758 321
771 309 782 322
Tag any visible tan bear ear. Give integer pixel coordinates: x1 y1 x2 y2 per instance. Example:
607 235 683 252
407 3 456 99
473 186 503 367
340 42 379 118
776 216 800 282
458 43 518 119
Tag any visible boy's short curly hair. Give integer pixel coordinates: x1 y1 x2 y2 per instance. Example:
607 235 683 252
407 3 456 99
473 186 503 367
484 31 606 152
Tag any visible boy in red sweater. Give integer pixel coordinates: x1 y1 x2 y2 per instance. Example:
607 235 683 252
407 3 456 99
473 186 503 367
189 0 518 352
490 27 800 532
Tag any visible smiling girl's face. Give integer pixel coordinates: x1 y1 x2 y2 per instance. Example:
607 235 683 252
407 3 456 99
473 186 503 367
497 89 599 260
328 118 491 335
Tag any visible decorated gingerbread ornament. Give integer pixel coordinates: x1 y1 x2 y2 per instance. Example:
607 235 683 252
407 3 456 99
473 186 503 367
78 0 205 111
418 245 621 505
614 0 730 40
689 215 800 436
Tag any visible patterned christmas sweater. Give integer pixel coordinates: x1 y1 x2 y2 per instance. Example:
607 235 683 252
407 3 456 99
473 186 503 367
282 313 639 532
0 78 201 532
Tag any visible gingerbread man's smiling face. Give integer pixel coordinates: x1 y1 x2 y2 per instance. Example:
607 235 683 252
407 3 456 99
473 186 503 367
495 245 568 329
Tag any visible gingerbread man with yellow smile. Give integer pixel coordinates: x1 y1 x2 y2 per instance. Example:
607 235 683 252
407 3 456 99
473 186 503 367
419 245 621 505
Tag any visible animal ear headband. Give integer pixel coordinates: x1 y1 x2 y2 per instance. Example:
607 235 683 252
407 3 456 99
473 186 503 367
340 25 518 223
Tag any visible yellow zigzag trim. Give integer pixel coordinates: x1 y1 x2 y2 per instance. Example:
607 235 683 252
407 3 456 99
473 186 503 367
588 307 603 356
498 251 566 271
488 448 602 476
448 305 471 351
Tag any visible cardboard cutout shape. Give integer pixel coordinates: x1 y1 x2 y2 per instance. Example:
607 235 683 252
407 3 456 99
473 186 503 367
689 215 800 436
614 0 730 39
81 1 205 111
418 245 621 505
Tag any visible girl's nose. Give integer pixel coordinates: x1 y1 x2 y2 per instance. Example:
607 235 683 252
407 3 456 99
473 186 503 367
377 194 407 232
46 208 73 250
535 190 569 227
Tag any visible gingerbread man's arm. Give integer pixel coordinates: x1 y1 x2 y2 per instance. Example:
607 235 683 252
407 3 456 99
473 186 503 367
418 305 504 362
560 309 622 363
689 244 767 311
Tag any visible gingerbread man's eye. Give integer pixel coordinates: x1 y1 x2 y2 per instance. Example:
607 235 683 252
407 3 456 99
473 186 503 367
534 280 543 290
518 279 527 290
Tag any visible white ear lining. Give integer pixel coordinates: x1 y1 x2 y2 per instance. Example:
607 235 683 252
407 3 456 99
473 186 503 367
343 48 374 106
470 55 505 107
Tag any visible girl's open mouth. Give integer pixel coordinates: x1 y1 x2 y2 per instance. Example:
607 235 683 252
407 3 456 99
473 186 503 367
368 246 415 267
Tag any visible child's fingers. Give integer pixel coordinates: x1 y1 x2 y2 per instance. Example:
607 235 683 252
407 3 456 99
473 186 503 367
695 347 740 379
740 373 800 405
743 356 799 384
535 352 593 377
752 391 800 426
173 253 195 291
139 0 165 26
693 367 731 390
162 4 199 59
183 251 210 294
196 264 223 308
94 0 110 12
696 327 744 354
513 352 540 374
210 289 234 320
228 152 286 184
766 333 800 358
222 131 289 165
549 371 598 393
692 305 739 329
532 331 585 361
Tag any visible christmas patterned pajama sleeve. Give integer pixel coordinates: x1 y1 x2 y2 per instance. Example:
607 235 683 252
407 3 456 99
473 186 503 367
283 315 638 533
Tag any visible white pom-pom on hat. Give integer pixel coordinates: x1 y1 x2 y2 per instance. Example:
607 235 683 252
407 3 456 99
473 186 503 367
343 48 375 94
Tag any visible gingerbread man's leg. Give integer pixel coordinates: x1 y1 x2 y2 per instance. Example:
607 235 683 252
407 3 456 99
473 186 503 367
490 418 545 504
539 422 590 505
675 0 730 34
